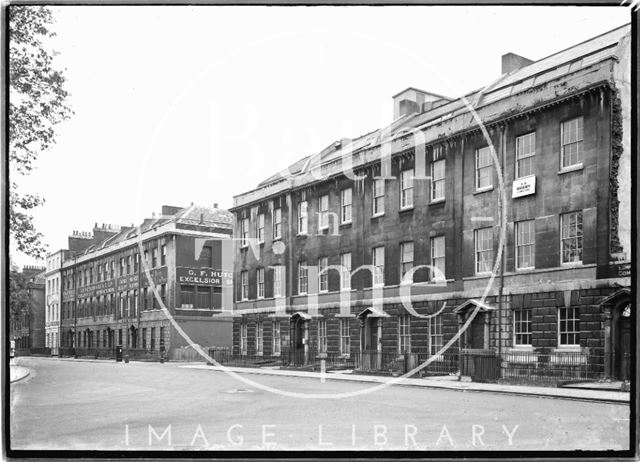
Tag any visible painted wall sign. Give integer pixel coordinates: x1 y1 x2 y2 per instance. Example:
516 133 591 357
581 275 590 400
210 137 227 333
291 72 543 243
77 280 115 298
512 175 536 198
116 274 138 292
141 267 168 288
177 267 233 286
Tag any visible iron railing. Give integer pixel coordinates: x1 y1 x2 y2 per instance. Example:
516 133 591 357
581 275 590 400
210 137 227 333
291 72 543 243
500 350 603 384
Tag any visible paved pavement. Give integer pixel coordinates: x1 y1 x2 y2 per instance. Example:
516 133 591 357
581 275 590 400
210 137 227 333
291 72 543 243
182 364 630 403
9 365 30 383
9 357 631 451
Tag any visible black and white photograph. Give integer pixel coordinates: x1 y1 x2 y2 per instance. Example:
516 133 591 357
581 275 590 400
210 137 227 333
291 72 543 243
6 1 636 457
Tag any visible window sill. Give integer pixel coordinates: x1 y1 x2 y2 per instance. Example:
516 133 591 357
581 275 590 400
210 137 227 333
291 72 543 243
510 345 534 351
474 186 494 195
429 198 445 205
558 163 583 175
560 261 584 268
339 222 352 228
371 213 385 219
515 266 535 272
399 206 414 213
272 237 282 242
554 346 581 352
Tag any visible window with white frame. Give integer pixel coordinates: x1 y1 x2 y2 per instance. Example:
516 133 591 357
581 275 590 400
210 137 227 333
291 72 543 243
298 200 308 234
340 252 351 290
256 322 264 354
272 321 281 355
514 308 532 346
430 236 446 281
400 242 414 283
561 117 583 168
240 271 248 300
256 268 265 299
558 306 579 346
240 218 249 247
561 211 583 264
341 188 352 223
475 227 493 274
318 257 328 293
372 179 385 216
240 323 248 355
430 159 446 201
398 314 411 353
273 208 282 240
339 319 350 356
256 213 265 243
475 146 493 190
318 195 329 230
515 132 535 178
516 220 535 269
429 315 443 356
372 246 385 287
298 262 308 294
272 265 283 297
318 319 327 353
400 169 414 209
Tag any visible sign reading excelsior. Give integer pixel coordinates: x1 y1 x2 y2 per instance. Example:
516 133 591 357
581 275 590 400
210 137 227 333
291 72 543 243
177 267 233 286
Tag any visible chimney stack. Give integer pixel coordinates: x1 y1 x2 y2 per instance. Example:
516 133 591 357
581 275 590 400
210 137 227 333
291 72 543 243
501 52 534 74
392 87 451 119
213 203 218 209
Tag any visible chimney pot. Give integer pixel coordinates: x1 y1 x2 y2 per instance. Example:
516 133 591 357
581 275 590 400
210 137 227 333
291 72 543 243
214 203 218 209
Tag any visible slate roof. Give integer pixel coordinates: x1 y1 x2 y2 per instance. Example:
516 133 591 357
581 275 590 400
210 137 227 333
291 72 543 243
242 24 629 201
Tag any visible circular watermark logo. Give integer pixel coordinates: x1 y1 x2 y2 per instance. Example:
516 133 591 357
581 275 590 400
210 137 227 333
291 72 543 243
134 23 507 400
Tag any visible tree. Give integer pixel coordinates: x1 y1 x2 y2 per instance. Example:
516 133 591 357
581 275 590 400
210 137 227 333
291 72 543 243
9 6 72 259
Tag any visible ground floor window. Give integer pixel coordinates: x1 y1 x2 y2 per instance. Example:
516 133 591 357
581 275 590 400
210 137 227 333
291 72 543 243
398 314 411 353
142 328 147 349
429 315 443 356
514 308 532 346
256 322 264 355
150 327 156 350
273 321 281 355
339 319 350 356
240 323 248 355
318 319 327 353
558 306 579 346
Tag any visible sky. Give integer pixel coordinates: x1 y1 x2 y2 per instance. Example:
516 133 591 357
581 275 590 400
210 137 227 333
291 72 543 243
11 5 630 268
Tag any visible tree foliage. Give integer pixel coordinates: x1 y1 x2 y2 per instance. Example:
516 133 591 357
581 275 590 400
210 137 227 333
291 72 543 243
9 6 72 259
9 269 32 319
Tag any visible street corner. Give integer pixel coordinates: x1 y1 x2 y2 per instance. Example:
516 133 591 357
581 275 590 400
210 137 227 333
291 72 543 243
10 365 30 383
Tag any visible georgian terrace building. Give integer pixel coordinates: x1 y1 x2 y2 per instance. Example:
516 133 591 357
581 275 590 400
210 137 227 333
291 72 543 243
229 25 632 382
44 249 70 355
58 204 234 358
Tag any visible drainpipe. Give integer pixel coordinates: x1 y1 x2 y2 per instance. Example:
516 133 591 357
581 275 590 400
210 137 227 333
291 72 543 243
497 126 506 362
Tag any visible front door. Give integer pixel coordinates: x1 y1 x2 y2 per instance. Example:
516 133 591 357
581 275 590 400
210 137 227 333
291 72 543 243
360 317 381 370
464 312 485 349
291 319 306 366
615 306 631 381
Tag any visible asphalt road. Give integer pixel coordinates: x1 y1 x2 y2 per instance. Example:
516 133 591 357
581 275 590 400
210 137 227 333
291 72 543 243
10 357 630 451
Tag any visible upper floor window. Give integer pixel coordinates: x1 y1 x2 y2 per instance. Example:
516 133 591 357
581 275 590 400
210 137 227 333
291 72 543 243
475 146 493 190
298 262 308 295
126 255 132 274
372 246 385 287
400 169 414 209
561 211 583 264
273 208 282 240
119 258 125 276
558 306 579 346
341 188 352 224
318 195 329 230
430 159 446 201
272 265 283 298
430 236 446 281
134 253 139 273
240 271 248 301
561 117 583 168
372 179 385 216
256 268 265 299
516 220 535 269
516 132 535 178
400 242 414 283
257 213 265 244
398 314 411 353
161 245 166 266
152 248 158 268
340 252 351 291
475 227 493 274
318 257 328 293
297 201 308 234
240 218 249 247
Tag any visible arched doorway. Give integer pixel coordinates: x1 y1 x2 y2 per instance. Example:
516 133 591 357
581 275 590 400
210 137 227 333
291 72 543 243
601 288 631 380
454 299 495 351
356 307 389 371
130 326 138 349
289 312 311 366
